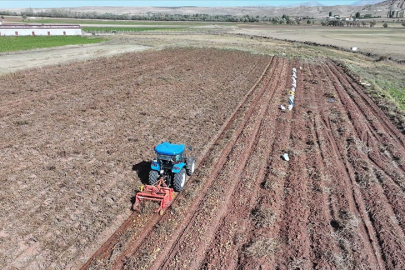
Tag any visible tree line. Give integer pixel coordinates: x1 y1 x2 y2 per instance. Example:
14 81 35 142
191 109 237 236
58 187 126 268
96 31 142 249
321 20 377 27
0 8 316 24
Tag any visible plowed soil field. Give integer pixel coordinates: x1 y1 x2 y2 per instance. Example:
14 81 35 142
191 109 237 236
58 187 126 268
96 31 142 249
1 48 405 269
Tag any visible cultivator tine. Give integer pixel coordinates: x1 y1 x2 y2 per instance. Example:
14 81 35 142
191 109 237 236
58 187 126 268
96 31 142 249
132 195 141 211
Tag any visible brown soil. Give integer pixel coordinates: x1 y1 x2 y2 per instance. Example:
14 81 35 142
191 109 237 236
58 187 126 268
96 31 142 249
1 48 405 269
0 48 268 269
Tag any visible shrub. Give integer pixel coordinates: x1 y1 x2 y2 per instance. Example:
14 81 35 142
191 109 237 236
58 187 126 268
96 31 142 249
245 238 279 257
251 207 275 228
383 22 388 28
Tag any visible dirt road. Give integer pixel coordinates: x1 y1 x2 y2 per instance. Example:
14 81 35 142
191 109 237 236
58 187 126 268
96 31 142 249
0 42 150 75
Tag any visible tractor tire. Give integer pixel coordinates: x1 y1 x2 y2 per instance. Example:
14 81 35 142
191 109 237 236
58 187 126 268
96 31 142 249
173 168 186 192
186 157 195 176
148 170 160 185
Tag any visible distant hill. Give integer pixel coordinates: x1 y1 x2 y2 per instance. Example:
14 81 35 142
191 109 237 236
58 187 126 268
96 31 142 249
4 0 405 18
280 1 325 7
351 0 382 6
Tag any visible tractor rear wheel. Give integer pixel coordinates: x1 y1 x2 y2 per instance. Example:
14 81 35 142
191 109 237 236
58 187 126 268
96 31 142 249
173 168 186 192
148 170 159 185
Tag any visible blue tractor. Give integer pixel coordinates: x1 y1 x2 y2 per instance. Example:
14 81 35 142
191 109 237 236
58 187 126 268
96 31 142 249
149 142 195 192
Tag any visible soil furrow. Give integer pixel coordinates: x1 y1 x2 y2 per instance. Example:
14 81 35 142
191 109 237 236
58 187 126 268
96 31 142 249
324 62 405 268
198 58 290 269
327 61 405 148
319 62 384 269
274 62 330 269
299 63 341 269
236 62 298 269
323 61 405 269
326 62 405 176
346 137 405 269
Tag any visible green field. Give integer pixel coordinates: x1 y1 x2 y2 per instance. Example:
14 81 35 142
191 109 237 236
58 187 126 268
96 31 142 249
0 36 105 53
82 26 184 32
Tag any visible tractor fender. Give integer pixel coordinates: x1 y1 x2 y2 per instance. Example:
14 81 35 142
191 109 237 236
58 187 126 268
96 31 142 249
172 162 186 174
151 160 160 171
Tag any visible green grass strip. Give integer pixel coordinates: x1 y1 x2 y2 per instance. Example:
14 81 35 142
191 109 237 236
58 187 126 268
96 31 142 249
0 36 105 53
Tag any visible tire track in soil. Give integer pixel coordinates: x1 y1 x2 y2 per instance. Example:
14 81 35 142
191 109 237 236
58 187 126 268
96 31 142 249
323 61 405 269
81 57 277 269
308 62 377 269
325 61 405 173
326 62 405 195
197 58 290 269
308 63 357 269
315 62 383 269
152 57 288 270
323 63 388 268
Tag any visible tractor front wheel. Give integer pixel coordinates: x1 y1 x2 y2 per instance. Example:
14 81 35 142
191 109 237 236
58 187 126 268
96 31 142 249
173 168 186 192
186 157 195 176
148 170 160 185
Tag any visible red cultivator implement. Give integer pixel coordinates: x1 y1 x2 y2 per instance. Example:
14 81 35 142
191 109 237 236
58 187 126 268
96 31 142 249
133 178 175 215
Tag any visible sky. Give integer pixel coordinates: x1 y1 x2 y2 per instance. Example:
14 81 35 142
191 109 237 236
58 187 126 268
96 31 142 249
0 1 357 9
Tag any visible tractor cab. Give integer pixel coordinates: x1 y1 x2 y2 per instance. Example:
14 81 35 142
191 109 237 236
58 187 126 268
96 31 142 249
150 142 195 192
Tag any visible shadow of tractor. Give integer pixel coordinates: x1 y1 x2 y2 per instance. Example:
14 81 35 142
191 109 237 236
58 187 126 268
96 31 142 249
132 160 150 185
130 160 151 210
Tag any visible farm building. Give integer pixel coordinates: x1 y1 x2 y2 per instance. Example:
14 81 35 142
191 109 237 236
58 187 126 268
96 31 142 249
0 24 82 36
